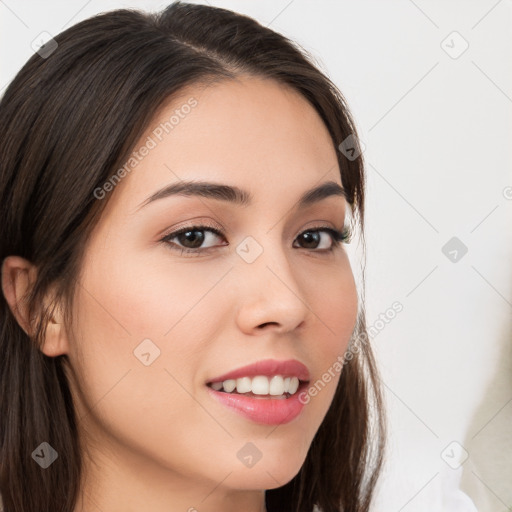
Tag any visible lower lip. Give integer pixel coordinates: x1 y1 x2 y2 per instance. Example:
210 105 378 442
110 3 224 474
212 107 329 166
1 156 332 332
206 382 309 425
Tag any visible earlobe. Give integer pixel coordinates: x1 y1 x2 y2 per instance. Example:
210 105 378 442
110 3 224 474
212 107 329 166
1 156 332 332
40 293 69 357
1 255 69 357
41 315 69 357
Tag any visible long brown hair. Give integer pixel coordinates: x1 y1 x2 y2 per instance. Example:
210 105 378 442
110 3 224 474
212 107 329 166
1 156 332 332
0 2 386 511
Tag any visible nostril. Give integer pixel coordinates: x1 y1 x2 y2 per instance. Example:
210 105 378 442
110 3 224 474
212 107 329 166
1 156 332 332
258 322 278 329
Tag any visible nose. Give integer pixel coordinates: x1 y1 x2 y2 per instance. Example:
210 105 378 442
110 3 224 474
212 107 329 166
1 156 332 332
233 239 310 335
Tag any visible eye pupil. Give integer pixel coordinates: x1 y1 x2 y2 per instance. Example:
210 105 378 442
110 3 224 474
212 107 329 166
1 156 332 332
300 231 320 249
179 229 205 249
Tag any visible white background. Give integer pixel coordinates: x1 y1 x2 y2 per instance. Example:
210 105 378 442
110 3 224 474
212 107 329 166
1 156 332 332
1 1 511 511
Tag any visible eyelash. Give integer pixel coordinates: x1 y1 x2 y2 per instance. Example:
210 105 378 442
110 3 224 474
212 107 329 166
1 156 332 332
160 222 353 257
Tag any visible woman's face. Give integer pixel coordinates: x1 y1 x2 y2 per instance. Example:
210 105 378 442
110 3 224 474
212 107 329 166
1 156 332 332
65 75 358 508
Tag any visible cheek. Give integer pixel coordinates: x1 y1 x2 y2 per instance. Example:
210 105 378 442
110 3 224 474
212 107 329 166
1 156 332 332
74 243 227 345
307 257 358 352
67 254 228 475
299 258 358 410
68 245 232 407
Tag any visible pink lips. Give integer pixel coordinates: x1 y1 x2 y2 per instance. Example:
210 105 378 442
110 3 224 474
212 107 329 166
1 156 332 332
206 382 309 425
206 358 311 426
206 358 310 383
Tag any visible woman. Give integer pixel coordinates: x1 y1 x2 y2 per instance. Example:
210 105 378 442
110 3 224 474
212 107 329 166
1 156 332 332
0 2 386 511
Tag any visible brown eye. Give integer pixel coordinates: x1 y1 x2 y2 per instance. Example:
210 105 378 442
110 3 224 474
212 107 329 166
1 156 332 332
298 231 322 249
161 225 226 254
175 228 206 249
294 227 348 251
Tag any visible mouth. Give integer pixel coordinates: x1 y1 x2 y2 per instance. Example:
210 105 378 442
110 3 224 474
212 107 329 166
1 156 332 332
205 358 311 398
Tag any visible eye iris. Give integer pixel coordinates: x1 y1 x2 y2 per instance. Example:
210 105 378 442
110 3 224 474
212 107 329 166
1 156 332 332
301 231 320 249
179 229 205 249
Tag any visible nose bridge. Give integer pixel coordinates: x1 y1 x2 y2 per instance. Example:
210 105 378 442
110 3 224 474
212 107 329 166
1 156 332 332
232 230 309 330
236 230 297 288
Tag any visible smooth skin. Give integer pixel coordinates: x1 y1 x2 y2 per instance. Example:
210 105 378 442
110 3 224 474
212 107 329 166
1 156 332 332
2 75 358 512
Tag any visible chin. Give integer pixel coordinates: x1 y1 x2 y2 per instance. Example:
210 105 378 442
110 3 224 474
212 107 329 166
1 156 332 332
226 453 305 490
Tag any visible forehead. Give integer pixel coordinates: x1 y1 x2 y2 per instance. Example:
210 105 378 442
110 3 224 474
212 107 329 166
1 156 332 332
103 75 341 216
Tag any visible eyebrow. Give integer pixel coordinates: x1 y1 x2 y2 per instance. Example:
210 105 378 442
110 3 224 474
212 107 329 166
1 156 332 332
136 179 349 211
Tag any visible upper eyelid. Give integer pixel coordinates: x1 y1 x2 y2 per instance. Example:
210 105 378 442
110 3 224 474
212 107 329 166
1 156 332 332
161 224 348 251
161 223 223 240
160 213 348 237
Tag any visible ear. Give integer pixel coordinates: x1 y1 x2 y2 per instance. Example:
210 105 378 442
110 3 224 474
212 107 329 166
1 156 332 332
1 255 70 357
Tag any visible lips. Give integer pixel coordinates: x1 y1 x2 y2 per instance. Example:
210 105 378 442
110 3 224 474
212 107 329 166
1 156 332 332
206 358 311 384
206 383 309 425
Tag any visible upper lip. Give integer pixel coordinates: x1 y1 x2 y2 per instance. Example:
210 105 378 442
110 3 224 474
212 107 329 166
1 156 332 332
207 358 310 384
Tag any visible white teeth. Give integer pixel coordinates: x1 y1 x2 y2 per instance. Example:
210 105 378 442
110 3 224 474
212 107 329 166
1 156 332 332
211 381 223 391
288 377 299 394
236 377 252 394
251 376 269 395
222 379 236 393
210 375 302 396
269 376 285 395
